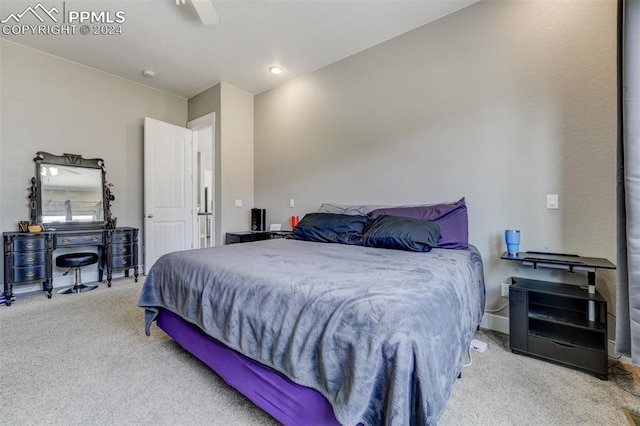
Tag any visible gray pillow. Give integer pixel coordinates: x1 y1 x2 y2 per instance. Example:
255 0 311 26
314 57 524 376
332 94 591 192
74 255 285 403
318 203 386 216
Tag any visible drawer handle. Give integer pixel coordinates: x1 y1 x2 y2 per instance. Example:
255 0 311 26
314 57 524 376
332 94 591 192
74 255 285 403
121 247 128 254
120 236 127 242
26 271 35 277
26 242 34 248
550 340 574 348
121 259 128 265
26 256 35 262
91 237 98 242
62 239 70 244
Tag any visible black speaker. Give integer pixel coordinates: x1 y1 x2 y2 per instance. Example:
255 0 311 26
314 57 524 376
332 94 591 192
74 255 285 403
251 208 266 231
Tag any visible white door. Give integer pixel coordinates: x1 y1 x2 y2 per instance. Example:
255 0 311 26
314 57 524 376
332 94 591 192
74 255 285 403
144 117 195 273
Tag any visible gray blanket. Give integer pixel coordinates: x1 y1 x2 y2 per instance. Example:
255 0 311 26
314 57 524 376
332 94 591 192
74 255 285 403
139 239 485 425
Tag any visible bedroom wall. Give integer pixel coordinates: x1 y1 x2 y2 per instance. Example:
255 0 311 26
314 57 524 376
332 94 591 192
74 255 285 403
0 40 187 288
254 0 617 325
219 83 255 237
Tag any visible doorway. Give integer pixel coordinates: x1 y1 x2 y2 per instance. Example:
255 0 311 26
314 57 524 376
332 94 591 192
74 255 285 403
188 114 215 248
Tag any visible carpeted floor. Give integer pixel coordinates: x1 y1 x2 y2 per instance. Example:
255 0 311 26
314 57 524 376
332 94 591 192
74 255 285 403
1 278 639 425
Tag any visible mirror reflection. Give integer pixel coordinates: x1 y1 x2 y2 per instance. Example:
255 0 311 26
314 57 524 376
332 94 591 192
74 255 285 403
39 165 104 224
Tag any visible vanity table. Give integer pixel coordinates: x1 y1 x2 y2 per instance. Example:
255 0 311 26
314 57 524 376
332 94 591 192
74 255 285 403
2 152 139 306
3 228 138 304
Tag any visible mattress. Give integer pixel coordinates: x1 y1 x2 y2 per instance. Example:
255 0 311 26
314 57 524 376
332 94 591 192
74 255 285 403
139 239 485 425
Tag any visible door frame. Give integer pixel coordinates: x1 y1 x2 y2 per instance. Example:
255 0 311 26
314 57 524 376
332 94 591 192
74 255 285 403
188 113 217 247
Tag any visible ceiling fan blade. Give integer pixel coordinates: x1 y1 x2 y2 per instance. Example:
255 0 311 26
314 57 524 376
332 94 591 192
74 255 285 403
190 0 220 25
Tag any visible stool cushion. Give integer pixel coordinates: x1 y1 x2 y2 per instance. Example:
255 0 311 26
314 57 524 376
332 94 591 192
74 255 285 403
56 252 99 268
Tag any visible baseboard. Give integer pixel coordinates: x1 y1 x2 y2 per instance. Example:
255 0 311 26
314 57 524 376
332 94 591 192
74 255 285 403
480 313 510 334
609 340 634 365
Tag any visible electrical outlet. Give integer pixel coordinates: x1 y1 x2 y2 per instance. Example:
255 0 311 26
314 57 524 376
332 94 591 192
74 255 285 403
501 282 510 298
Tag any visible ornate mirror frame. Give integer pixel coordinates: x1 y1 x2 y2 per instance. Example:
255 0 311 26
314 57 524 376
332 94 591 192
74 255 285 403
31 152 114 230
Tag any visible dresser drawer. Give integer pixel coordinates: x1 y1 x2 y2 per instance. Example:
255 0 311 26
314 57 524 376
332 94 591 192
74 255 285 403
14 251 47 266
13 238 46 252
528 335 605 374
111 243 132 256
110 254 133 269
57 233 103 247
13 265 47 283
111 232 133 244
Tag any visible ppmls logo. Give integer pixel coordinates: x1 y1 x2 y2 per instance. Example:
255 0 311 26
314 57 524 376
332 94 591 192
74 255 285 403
1 2 125 36
1 3 59 24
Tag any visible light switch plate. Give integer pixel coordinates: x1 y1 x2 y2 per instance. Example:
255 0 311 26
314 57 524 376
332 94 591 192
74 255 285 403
234 199 242 207
547 194 558 209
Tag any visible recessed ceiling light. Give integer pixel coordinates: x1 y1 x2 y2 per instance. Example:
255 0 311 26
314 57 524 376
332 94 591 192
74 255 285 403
142 69 155 78
269 66 283 75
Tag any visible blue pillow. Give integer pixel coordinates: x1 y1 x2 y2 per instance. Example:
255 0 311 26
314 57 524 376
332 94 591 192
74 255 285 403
289 213 370 245
361 215 441 252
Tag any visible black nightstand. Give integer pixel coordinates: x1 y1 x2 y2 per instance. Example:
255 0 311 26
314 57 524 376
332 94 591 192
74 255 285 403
501 252 615 379
225 231 292 245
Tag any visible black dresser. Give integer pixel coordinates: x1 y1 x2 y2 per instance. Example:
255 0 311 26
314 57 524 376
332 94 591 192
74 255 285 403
3 227 138 306
225 230 292 244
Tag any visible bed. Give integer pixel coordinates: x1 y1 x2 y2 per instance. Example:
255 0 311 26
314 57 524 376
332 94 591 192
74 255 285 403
139 201 485 425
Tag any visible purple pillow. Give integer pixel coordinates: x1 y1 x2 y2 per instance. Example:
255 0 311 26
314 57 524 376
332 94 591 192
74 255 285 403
368 198 468 249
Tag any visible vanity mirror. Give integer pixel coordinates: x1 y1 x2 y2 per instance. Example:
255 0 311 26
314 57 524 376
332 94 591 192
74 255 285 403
32 152 112 229
2 152 136 306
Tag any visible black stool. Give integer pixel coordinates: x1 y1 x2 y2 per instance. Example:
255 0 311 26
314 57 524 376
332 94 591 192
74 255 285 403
56 253 99 294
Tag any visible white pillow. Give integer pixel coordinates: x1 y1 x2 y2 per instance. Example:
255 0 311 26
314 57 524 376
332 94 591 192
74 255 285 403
317 203 387 216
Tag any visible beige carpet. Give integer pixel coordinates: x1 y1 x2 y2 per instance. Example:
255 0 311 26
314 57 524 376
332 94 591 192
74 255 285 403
441 330 640 425
1 278 639 425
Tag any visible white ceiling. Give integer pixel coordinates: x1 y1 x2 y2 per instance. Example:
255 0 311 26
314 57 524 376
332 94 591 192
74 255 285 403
0 0 479 98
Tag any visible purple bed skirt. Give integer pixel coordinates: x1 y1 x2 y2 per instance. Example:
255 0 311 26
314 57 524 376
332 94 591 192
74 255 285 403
157 309 341 425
